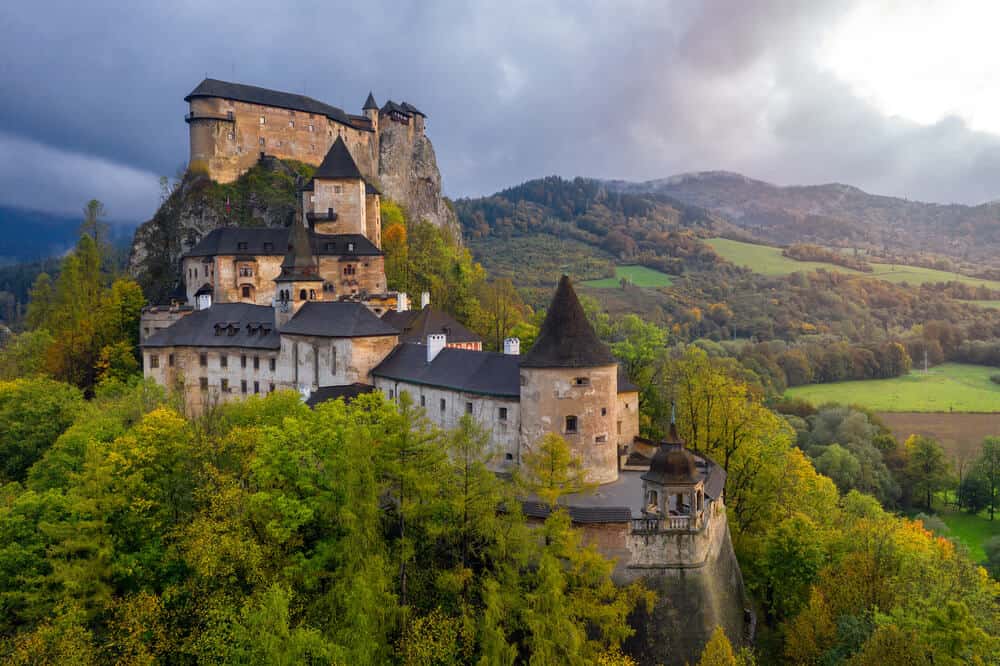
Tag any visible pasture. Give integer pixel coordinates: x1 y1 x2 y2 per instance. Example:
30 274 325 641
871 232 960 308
707 237 1000 290
784 363 1000 413
581 265 674 289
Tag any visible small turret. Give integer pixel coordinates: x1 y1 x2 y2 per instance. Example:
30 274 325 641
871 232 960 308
363 91 379 138
273 221 323 327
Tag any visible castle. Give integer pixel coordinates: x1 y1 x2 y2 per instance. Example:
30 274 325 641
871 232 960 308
140 79 748 664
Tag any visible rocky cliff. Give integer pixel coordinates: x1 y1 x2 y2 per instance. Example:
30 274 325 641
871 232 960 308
129 126 456 304
377 120 457 231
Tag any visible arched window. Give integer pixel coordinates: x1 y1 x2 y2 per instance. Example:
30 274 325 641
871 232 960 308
309 289 316 300
299 289 307 301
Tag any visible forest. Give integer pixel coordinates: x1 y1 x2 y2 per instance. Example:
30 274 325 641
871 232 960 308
0 182 997 662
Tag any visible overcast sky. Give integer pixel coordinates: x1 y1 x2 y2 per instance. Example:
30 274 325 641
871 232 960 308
3 0 1000 222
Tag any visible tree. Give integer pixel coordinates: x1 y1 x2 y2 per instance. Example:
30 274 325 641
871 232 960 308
697 626 736 666
0 377 83 482
813 444 862 495
901 435 953 510
975 437 1000 520
78 199 111 259
475 278 527 350
518 433 595 507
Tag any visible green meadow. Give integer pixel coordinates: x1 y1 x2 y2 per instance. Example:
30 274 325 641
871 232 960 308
582 265 674 288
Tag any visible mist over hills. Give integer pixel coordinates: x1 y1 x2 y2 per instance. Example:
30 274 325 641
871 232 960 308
0 206 135 264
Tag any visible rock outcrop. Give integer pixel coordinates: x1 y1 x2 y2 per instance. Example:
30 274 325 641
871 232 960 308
377 120 456 231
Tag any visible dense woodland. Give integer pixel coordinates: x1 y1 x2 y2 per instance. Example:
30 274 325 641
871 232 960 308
0 180 998 662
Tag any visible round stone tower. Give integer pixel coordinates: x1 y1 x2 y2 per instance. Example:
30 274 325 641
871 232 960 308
519 275 619 484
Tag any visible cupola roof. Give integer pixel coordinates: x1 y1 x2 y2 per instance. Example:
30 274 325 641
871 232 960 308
520 275 616 368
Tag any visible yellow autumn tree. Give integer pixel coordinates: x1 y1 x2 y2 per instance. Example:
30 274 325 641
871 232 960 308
697 626 736 666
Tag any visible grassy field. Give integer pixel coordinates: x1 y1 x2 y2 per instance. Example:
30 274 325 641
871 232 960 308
707 237 1000 289
582 265 674 288
878 412 1000 464
960 300 1000 309
785 363 1000 412
937 509 1000 563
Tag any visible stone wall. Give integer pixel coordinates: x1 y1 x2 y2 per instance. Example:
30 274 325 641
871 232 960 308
518 364 620 484
188 96 376 184
373 377 521 470
617 389 640 452
280 334 398 389
308 180 367 236
140 306 193 344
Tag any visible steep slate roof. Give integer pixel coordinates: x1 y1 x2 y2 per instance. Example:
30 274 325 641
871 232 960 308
281 302 399 337
278 221 320 281
372 344 520 397
313 137 364 180
365 180 381 196
363 92 379 110
381 100 427 117
380 306 482 345
185 228 381 258
142 303 279 350
400 101 426 117
521 502 632 524
306 383 376 408
618 366 639 392
520 275 616 368
185 78 358 127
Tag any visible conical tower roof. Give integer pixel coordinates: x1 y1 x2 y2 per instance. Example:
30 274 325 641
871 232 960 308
363 91 378 111
520 275 615 368
277 222 320 281
314 136 364 180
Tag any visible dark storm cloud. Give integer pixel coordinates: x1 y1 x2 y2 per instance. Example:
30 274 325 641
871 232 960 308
1 0 999 222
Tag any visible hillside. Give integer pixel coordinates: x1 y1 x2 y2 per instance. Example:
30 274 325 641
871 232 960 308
0 206 135 264
609 171 1000 271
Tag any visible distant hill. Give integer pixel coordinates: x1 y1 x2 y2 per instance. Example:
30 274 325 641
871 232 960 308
0 205 136 264
607 171 1000 271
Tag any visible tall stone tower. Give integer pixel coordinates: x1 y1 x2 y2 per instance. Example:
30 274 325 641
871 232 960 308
363 91 379 153
519 275 619 484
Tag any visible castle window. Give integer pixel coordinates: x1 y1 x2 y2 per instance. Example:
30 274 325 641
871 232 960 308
299 289 307 301
499 407 508 420
574 377 589 386
238 266 252 280
343 264 356 276
241 355 247 369
465 402 473 414
253 356 259 370
308 124 314 132
389 389 395 400
333 185 343 194
347 242 355 252
617 421 622 435
221 378 229 392
241 380 247 394
288 120 295 128
220 354 228 368
565 415 578 433
149 354 159 369
325 242 335 251
269 357 276 371
259 116 265 124
420 395 426 407
237 242 248 251
505 453 513 461
601 407 607 416
440 398 446 412
595 434 607 443
309 289 316 300
254 381 260 394
199 352 207 367
227 131 234 141
263 242 274 252
259 138 265 146
200 377 208 391
168 354 174 367
242 285 251 299
269 382 275 392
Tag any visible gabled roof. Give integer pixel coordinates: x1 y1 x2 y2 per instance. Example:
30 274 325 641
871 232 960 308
281 302 399 338
306 383 376 408
372 344 520 397
400 101 426 117
184 228 382 258
142 303 279 350
520 275 615 368
380 306 481 344
381 100 426 117
194 283 213 296
185 78 357 127
363 91 379 111
313 137 363 181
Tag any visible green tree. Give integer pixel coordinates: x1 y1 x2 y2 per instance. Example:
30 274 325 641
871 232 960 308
975 436 1000 520
0 377 82 482
814 444 862 495
518 433 595 507
901 435 953 510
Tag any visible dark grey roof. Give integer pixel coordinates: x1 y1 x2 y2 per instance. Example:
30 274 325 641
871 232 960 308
185 227 381 258
380 306 481 344
704 462 726 500
363 92 378 111
521 502 631 524
372 343 520 397
313 137 364 180
642 443 699 485
185 78 356 127
381 100 421 117
618 366 639 392
306 383 376 408
142 303 279 350
278 220 319 281
521 275 616 368
400 101 426 117
365 180 381 196
281 301 399 337
194 283 213 296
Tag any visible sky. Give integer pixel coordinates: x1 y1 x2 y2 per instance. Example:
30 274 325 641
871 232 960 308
3 0 1000 222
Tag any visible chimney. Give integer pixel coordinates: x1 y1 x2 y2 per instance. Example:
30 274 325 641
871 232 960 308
427 333 446 363
397 292 409 312
503 337 521 355
420 291 430 309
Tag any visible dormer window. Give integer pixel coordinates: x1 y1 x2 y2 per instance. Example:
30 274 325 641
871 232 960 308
325 242 336 251
263 242 274 252
347 242 355 252
237 242 248 251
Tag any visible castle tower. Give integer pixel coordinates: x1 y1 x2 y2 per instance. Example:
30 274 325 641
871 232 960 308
273 220 324 327
640 411 706 528
518 275 619 484
303 137 369 237
363 91 379 146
